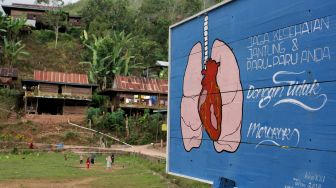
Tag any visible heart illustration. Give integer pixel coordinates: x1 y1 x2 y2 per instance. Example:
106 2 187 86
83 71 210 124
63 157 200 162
180 39 243 153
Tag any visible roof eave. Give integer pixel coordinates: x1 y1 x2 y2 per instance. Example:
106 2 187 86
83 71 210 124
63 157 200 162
21 79 98 88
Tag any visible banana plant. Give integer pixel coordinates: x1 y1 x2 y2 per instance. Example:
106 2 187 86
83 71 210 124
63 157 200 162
5 16 27 41
82 30 145 87
0 12 6 34
3 37 30 67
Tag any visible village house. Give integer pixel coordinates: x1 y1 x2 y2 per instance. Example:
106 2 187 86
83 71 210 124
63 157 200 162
1 3 83 28
100 75 168 115
21 70 97 115
0 68 18 88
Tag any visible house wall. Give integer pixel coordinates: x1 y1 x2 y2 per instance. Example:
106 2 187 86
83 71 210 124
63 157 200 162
0 77 13 86
111 92 168 110
10 9 45 20
62 85 92 99
69 18 82 27
38 83 59 97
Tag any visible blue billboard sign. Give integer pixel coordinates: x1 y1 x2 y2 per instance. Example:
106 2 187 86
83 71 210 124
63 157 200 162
167 0 336 187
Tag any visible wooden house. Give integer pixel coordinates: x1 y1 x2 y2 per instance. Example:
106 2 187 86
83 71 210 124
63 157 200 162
22 70 97 115
1 3 82 28
100 75 168 115
0 68 18 88
68 15 83 28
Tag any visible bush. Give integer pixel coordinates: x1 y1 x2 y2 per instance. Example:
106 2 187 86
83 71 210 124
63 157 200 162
68 27 82 38
11 147 19 154
91 93 109 108
126 112 164 145
92 109 125 132
32 30 75 44
32 30 55 43
86 107 102 120
104 109 125 131
63 131 79 140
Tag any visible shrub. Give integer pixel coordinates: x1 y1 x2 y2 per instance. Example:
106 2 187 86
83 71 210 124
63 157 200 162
68 27 82 38
91 93 109 108
104 109 125 131
63 131 79 140
86 107 101 120
11 147 19 154
32 30 55 43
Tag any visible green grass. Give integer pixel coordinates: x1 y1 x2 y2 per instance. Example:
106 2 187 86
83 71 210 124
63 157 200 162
0 152 210 188
0 152 99 181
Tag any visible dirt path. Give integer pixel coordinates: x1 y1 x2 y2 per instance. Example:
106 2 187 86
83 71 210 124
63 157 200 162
68 144 167 159
0 177 98 188
111 144 166 159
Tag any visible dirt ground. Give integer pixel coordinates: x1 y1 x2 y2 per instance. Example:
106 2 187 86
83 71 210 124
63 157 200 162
1 177 98 188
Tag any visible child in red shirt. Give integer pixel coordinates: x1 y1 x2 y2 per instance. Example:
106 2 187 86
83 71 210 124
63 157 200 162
86 157 90 169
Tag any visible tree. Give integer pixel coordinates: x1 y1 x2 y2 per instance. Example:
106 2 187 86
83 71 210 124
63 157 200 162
81 0 134 36
37 0 66 48
42 10 68 48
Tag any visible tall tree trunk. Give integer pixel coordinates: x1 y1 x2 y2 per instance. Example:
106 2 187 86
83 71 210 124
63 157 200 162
125 115 129 139
54 25 59 49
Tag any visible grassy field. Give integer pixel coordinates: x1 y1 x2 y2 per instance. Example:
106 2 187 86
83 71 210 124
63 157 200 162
0 152 210 188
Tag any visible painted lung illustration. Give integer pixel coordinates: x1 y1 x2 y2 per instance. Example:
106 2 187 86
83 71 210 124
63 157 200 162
180 40 243 153
180 42 203 151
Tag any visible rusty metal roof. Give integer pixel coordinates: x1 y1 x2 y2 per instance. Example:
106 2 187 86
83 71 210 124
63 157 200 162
0 68 18 78
34 70 89 85
113 75 168 94
5 3 57 11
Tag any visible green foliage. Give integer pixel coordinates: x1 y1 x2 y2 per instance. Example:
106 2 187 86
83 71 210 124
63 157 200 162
82 0 134 36
31 30 55 43
0 88 20 112
3 37 30 67
0 12 7 35
0 15 28 67
41 9 68 49
11 147 19 154
86 107 102 120
91 93 109 108
0 87 20 97
78 0 205 79
91 109 125 132
82 30 144 86
126 111 164 145
3 16 27 41
63 0 90 15
67 27 82 38
63 131 79 140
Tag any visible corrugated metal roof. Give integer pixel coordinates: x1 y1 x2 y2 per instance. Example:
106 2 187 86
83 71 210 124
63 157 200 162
9 3 57 11
0 68 18 78
113 75 168 94
34 70 89 85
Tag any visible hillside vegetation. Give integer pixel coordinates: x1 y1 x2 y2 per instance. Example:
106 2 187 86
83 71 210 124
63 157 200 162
0 0 225 146
20 30 88 79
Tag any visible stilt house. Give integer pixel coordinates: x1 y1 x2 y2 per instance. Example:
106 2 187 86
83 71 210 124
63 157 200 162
22 70 97 115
